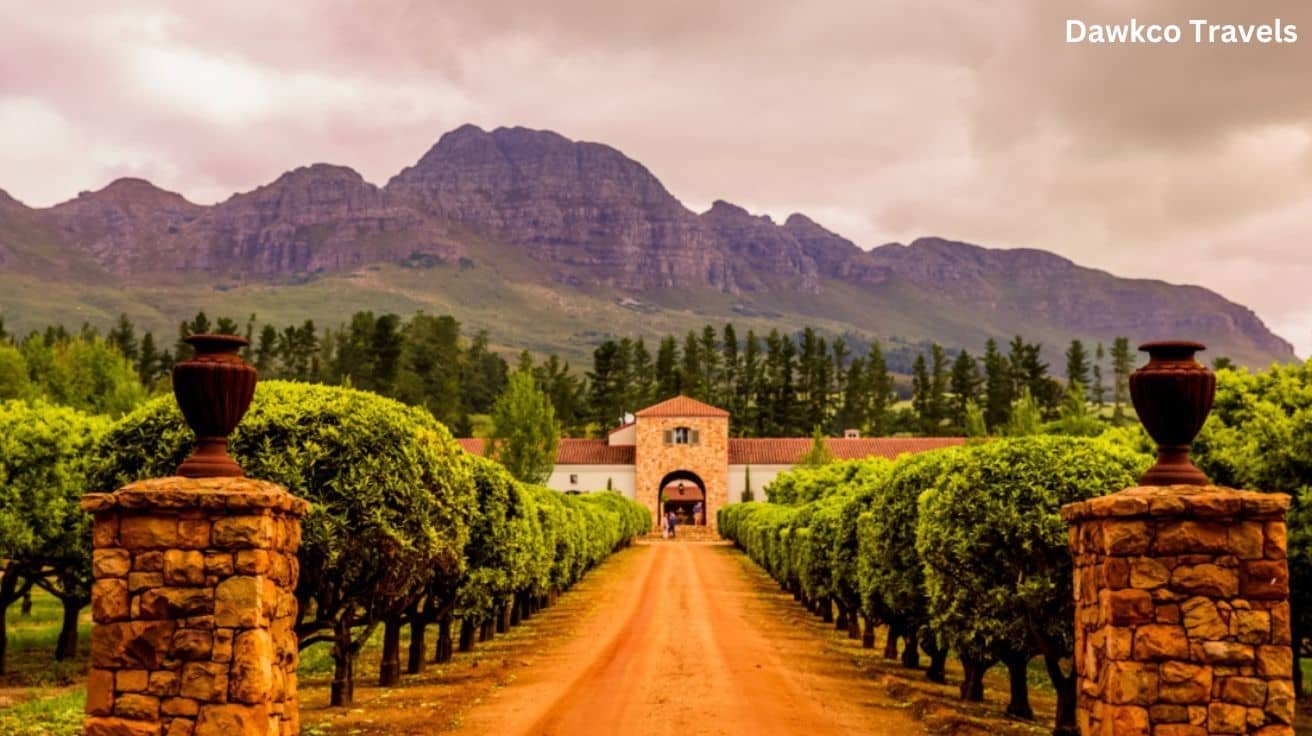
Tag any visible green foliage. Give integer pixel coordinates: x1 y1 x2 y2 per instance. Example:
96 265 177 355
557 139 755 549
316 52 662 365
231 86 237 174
1003 388 1043 436
1192 360 1312 646
764 460 862 505
0 689 84 736
21 336 145 416
798 426 835 467
963 400 987 440
489 370 560 484
1046 382 1105 437
915 437 1148 665
0 344 34 401
89 380 476 648
858 449 961 628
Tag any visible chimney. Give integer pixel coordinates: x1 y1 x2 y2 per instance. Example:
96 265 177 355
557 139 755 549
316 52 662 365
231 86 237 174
844 429 860 439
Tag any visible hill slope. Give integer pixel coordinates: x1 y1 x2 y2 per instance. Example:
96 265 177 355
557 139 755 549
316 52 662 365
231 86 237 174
0 125 1295 367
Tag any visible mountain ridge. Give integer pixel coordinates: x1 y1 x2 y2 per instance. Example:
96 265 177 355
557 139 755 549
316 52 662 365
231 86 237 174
0 124 1295 367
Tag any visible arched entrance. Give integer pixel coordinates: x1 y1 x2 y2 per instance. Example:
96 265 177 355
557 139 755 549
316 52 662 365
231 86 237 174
659 470 707 526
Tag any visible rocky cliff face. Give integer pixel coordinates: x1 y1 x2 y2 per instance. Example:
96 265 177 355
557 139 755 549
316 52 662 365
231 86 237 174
0 124 1297 365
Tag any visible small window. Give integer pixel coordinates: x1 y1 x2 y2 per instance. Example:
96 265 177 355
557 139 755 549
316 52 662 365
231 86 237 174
673 427 691 444
569 473 579 484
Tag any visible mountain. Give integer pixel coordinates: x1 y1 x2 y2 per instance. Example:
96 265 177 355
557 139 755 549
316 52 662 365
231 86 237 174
0 125 1296 368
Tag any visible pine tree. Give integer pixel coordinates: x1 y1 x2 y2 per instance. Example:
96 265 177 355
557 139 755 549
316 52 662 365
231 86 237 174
1065 339 1090 389
106 314 138 362
587 340 625 431
137 332 159 385
1110 336 1134 426
911 352 932 434
1092 342 1106 408
928 344 949 434
631 338 655 409
699 325 721 404
721 324 741 417
739 331 762 436
680 331 703 400
949 349 981 431
865 341 894 435
655 336 680 398
254 324 279 375
983 338 1012 430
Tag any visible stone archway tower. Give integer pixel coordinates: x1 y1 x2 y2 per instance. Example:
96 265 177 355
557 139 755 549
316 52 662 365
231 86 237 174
633 397 730 531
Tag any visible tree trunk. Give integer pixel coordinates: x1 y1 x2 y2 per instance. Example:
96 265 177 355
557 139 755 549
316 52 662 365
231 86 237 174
480 619 494 642
900 627 920 669
0 566 25 676
835 603 849 631
883 623 900 660
861 616 875 649
1003 652 1034 720
54 597 81 661
458 617 476 653
1293 623 1306 697
960 657 987 702
20 591 32 617
1044 651 1079 736
923 637 948 683
500 603 513 631
820 596 833 623
437 614 455 663
330 621 355 707
407 611 427 675
378 615 402 686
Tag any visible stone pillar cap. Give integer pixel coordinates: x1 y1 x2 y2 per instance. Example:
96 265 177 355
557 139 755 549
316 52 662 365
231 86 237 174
1061 485 1288 522
81 476 310 516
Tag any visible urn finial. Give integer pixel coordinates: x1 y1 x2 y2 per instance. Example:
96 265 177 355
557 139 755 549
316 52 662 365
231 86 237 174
1128 340 1215 486
171 334 257 478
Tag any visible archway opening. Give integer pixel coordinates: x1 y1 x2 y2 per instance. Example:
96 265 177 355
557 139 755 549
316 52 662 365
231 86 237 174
658 470 707 528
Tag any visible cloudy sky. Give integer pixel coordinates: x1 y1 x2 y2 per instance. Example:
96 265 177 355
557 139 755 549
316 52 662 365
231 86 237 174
3 0 1310 355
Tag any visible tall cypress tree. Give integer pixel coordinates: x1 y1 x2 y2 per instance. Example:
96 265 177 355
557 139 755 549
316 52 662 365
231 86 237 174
928 344 949 434
1092 342 1106 408
1065 339 1091 390
911 353 932 434
655 336 680 398
983 338 1012 430
865 341 894 435
949 349 981 431
1110 336 1134 425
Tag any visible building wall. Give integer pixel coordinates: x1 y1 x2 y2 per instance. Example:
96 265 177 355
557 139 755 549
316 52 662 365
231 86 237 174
634 415 730 530
727 464 791 503
545 465 636 499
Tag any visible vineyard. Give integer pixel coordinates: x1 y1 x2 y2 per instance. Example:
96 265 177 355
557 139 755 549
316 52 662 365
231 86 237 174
0 380 650 708
720 358 1312 736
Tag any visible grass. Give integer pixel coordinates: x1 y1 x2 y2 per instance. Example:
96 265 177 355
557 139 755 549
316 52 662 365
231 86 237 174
1 589 89 736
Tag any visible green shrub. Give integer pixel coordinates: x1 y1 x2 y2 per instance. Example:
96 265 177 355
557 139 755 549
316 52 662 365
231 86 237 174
88 380 475 706
915 435 1147 729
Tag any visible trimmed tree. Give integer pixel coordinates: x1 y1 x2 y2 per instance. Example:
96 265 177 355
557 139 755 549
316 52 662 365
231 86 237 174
915 436 1147 734
89 381 475 706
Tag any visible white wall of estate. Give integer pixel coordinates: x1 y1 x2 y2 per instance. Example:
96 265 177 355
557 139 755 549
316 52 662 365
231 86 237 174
728 465 791 503
546 465 637 499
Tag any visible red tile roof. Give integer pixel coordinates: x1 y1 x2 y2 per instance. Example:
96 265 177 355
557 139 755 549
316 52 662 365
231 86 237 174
727 437 965 465
457 438 635 465
634 396 730 418
458 435 960 466
557 439 636 464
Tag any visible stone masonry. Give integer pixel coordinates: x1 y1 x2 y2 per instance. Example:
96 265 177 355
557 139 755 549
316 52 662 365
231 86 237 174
1062 486 1294 736
80 477 309 736
634 414 729 532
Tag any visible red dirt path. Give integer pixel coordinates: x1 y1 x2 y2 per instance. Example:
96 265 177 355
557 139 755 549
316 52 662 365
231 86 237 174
449 541 921 736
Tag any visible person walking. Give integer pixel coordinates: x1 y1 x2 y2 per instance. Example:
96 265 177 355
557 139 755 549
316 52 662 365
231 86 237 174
666 510 677 539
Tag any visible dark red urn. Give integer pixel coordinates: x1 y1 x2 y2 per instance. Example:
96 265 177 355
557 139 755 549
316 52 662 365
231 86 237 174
1128 341 1215 486
172 334 257 478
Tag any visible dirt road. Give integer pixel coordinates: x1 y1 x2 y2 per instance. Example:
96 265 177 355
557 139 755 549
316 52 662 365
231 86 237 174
450 541 920 736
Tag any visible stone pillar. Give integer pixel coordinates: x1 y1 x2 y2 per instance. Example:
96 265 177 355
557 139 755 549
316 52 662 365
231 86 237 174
81 477 309 736
1062 486 1294 736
